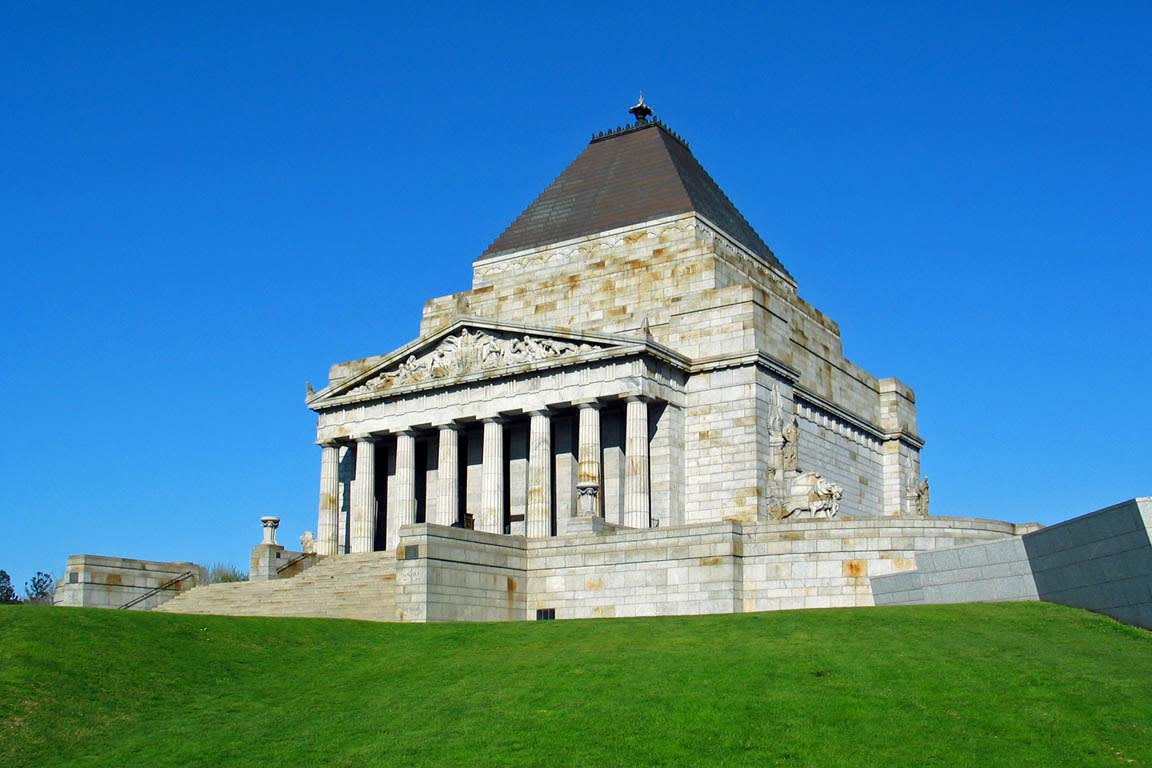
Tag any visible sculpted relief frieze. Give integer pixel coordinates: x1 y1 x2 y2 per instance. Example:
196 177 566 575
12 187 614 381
348 329 604 396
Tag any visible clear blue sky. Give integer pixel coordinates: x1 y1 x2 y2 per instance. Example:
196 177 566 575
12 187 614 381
2 2 1149 591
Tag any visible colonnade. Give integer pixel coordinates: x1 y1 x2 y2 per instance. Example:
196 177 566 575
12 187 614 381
315 399 653 555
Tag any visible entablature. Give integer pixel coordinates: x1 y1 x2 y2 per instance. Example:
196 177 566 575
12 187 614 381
307 318 691 414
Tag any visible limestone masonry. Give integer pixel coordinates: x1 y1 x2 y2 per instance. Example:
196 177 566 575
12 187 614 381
60 102 1150 626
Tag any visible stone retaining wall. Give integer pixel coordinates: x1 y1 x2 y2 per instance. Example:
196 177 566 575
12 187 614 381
392 516 1028 621
871 498 1152 630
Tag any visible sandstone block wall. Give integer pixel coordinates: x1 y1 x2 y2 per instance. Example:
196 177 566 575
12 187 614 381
392 517 1024 622
794 397 885 517
54 555 206 610
317 213 921 525
683 366 761 523
526 523 743 619
395 526 526 622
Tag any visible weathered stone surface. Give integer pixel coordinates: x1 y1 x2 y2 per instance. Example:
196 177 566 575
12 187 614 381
54 555 207 611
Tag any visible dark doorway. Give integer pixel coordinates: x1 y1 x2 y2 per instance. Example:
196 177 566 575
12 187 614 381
373 439 390 551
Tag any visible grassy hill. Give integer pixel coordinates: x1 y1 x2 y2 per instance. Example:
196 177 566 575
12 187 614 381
1 603 1149 767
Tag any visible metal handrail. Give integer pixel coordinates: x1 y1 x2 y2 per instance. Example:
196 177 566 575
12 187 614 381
275 551 316 575
119 571 196 609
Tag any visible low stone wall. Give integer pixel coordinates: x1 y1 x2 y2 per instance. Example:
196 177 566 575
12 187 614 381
54 555 207 610
394 516 1029 621
872 498 1152 630
527 522 743 619
395 526 526 622
739 517 1031 613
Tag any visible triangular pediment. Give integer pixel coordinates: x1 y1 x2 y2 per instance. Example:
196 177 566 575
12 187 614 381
308 319 672 409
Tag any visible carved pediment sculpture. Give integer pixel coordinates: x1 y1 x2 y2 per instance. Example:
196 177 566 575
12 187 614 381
349 329 603 395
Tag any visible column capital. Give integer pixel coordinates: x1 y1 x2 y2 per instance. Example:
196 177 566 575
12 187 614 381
572 398 603 410
435 422 462 432
481 416 503 425
526 408 552 418
623 394 649 404
316 438 342 448
352 434 376 443
392 429 416 438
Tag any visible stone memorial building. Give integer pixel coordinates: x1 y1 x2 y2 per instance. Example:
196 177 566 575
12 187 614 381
307 97 926 552
136 100 1050 622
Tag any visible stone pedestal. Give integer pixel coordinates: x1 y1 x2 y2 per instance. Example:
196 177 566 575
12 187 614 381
251 517 283 581
576 481 599 517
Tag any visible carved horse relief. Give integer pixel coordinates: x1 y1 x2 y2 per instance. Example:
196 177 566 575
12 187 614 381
784 471 843 519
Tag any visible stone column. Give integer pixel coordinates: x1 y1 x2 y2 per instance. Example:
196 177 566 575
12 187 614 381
394 431 417 533
577 402 602 517
623 397 651 529
316 442 340 556
479 418 504 534
526 410 552 538
434 425 459 526
350 437 376 553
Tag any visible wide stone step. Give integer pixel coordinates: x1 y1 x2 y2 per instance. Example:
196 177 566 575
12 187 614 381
155 553 400 622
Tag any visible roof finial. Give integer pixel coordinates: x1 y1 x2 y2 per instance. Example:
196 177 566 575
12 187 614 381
629 92 652 124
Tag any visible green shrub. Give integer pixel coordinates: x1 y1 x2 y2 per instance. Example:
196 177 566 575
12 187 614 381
205 563 246 583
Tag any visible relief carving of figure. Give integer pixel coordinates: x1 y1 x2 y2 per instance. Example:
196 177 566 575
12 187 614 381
781 418 799 473
902 455 930 517
349 329 599 395
768 382 785 434
782 471 843 519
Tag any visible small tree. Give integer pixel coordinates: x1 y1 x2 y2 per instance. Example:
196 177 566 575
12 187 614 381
0 570 19 604
23 572 55 605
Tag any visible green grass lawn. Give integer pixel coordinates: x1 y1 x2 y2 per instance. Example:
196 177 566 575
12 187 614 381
1 602 1149 767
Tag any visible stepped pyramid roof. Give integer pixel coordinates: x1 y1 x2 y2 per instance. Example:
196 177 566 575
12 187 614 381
481 108 789 277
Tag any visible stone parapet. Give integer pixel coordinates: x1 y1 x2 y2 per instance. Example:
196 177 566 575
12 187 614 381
54 555 207 611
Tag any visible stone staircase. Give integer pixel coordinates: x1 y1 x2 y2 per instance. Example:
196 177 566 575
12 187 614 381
154 552 399 622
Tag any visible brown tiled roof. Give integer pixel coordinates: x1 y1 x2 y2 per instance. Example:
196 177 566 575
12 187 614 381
480 120 788 276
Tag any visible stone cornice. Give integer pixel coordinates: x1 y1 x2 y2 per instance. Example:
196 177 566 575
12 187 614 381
792 386 924 448
690 351 801 381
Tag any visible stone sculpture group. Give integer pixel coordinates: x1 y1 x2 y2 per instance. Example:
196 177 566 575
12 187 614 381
352 329 600 394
